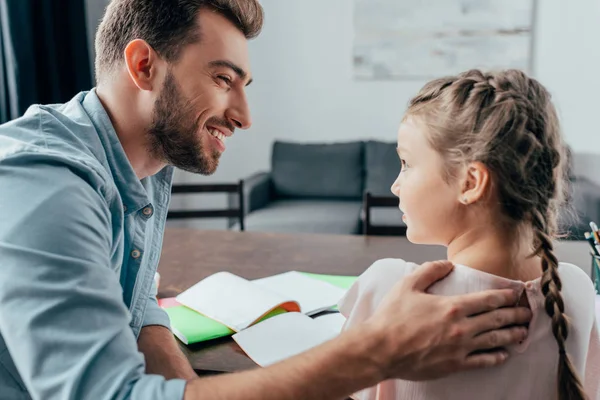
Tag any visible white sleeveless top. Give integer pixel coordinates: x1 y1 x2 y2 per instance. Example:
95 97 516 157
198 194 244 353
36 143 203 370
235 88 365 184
338 260 600 400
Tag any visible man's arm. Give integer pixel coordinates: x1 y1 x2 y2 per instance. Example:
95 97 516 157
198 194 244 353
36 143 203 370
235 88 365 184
138 325 197 380
138 276 197 380
183 261 531 399
183 324 385 400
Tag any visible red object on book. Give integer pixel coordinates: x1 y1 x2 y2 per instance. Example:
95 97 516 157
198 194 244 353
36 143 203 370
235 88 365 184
158 297 181 308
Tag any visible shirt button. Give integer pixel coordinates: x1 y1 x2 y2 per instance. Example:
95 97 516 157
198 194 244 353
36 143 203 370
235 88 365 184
131 249 142 259
123 205 128 212
525 282 533 289
142 206 153 217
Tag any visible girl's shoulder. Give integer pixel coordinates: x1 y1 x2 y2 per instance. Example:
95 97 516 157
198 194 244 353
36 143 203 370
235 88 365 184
338 258 419 317
364 257 420 279
557 261 595 295
359 258 421 294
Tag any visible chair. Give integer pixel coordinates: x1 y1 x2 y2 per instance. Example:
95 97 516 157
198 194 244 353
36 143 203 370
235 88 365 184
362 191 407 236
168 181 245 231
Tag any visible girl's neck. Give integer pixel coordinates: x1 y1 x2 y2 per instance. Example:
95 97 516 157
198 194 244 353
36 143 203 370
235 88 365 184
447 225 542 282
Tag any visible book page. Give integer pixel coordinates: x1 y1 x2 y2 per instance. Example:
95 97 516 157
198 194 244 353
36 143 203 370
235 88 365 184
232 312 339 367
176 272 300 332
314 312 346 334
253 271 347 315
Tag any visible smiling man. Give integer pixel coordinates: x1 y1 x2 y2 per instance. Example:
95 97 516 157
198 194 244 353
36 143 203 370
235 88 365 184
0 1 532 399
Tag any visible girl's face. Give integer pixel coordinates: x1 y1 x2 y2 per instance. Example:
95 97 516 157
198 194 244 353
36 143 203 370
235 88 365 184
391 117 465 245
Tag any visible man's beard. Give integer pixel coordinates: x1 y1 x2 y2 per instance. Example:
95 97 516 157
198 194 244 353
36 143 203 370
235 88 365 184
147 71 222 175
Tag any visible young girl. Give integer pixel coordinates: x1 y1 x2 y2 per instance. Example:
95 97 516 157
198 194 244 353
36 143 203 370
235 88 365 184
339 69 599 400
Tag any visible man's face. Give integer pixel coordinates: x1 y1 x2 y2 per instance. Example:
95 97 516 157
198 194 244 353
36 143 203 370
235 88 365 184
147 9 253 175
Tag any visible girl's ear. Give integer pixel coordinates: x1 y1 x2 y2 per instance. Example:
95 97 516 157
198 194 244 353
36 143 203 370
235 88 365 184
458 161 490 205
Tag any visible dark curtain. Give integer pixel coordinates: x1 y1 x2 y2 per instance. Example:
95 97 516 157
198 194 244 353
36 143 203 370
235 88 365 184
0 0 92 124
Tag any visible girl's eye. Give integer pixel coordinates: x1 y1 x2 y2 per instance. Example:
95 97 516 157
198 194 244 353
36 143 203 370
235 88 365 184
400 159 409 170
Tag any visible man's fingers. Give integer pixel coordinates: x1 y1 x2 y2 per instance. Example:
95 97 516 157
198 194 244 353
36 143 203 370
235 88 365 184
461 350 510 371
406 261 454 292
467 307 532 336
451 289 520 317
469 326 528 353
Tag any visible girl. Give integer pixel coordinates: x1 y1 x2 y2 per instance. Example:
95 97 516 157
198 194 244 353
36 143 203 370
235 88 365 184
339 69 599 400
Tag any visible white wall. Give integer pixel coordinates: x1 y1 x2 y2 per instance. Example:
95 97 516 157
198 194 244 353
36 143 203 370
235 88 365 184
534 0 600 155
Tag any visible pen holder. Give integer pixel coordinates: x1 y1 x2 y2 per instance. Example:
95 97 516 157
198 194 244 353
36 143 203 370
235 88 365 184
592 254 600 295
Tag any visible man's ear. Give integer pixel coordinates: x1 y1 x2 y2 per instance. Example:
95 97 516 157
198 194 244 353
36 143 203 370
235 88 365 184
459 161 490 205
123 39 163 91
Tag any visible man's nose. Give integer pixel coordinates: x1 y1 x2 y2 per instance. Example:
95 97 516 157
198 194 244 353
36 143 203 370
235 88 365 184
226 92 252 130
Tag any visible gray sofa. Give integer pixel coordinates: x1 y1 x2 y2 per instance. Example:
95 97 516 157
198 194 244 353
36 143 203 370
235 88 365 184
232 140 600 239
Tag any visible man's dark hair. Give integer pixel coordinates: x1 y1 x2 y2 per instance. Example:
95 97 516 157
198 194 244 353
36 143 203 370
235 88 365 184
94 0 263 83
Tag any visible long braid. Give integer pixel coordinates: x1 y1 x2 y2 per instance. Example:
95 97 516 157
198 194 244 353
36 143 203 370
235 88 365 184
533 210 587 400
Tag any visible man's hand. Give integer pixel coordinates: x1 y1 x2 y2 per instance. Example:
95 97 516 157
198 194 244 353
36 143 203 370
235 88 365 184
366 260 531 381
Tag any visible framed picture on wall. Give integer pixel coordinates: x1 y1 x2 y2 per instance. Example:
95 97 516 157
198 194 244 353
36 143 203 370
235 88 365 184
353 0 537 80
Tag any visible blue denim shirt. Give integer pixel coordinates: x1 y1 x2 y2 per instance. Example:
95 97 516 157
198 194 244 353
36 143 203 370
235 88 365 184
0 90 186 399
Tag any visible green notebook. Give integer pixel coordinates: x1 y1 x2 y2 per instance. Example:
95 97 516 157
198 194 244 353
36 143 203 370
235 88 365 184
162 272 357 345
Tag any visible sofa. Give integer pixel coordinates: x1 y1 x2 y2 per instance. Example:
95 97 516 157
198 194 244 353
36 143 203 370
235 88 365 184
231 140 600 239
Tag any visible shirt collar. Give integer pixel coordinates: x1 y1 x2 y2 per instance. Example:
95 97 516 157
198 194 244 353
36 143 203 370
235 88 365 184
80 89 150 215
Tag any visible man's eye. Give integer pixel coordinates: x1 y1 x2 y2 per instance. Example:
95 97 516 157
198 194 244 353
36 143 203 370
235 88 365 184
218 76 232 85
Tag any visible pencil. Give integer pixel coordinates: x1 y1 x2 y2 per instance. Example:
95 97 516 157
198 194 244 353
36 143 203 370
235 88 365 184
593 231 600 245
585 232 600 256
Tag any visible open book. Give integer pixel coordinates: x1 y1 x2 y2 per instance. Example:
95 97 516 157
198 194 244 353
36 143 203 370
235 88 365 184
232 312 346 367
162 271 355 344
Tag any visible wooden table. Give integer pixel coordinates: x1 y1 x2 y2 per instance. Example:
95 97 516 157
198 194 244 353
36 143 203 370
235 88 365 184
157 228 447 374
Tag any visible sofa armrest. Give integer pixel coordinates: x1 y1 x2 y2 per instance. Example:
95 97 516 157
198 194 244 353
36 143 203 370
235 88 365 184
228 172 273 217
244 171 273 213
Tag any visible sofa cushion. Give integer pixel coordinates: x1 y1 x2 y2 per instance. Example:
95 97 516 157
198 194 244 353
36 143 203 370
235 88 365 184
364 140 400 196
243 200 362 234
271 141 364 199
